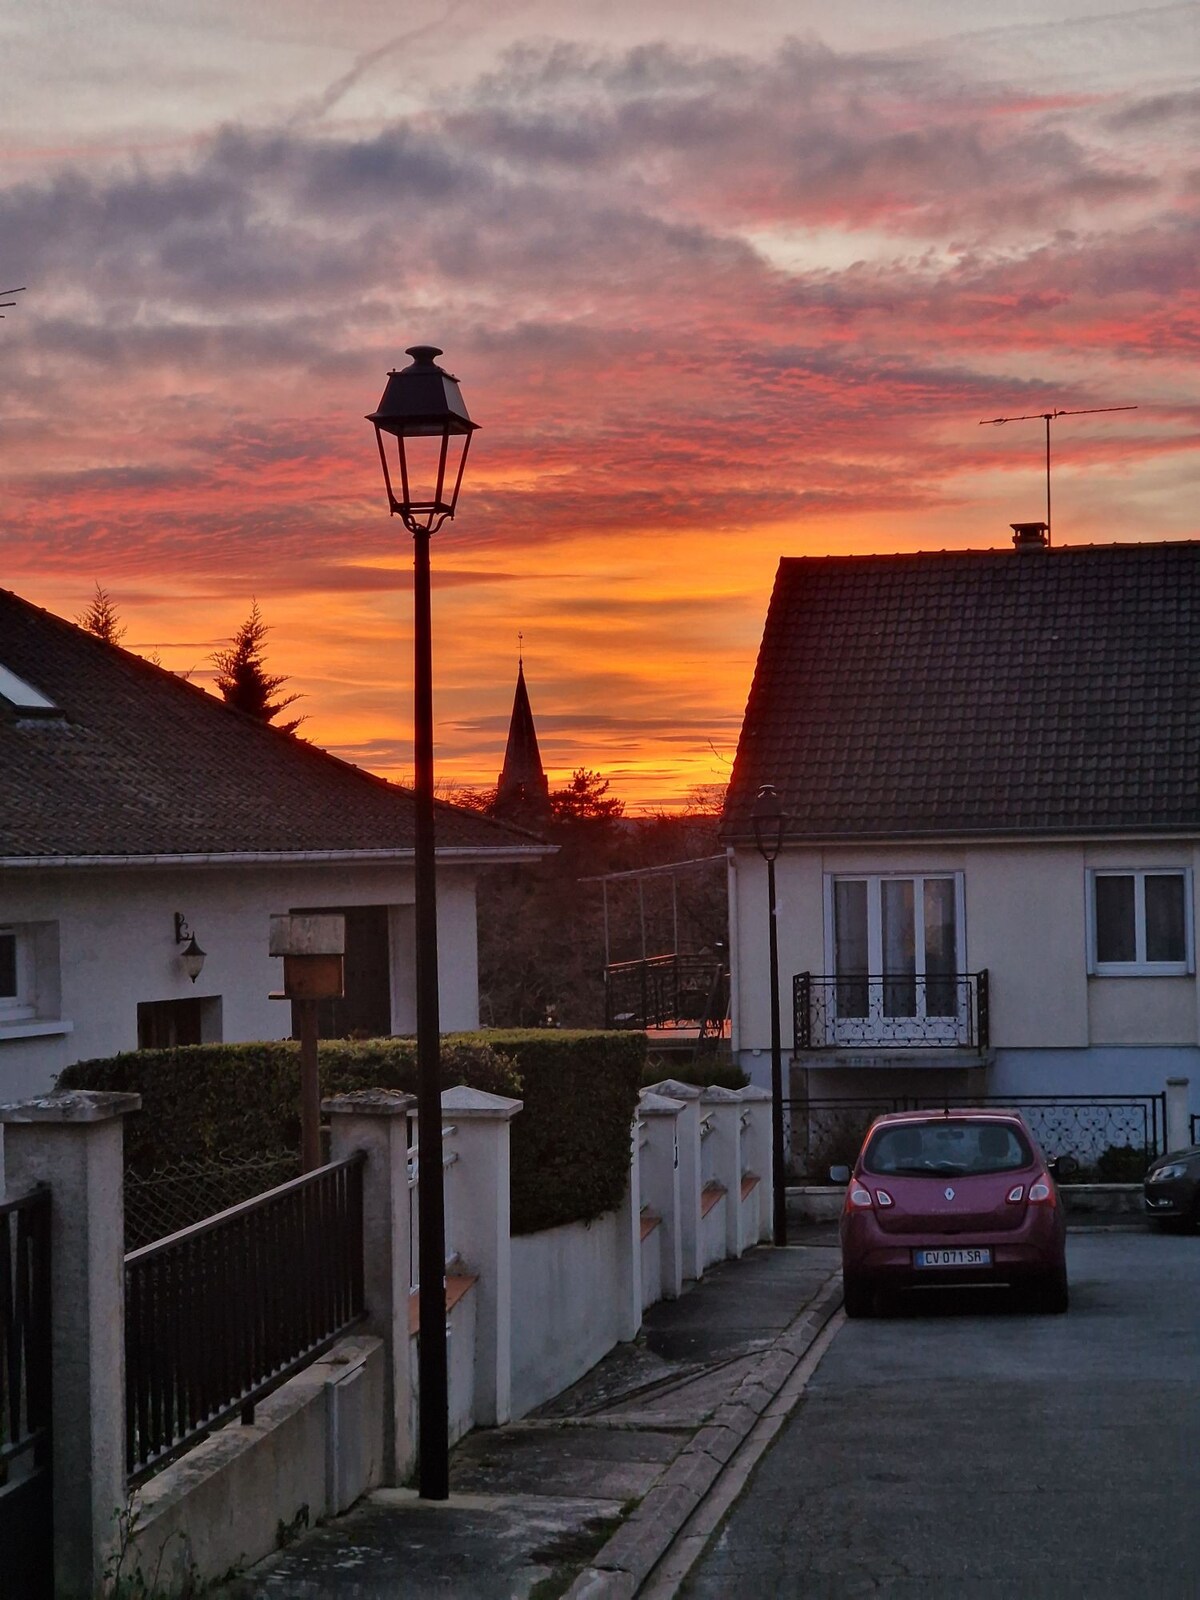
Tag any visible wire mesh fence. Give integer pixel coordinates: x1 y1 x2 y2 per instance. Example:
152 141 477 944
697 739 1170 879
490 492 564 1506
124 1151 300 1251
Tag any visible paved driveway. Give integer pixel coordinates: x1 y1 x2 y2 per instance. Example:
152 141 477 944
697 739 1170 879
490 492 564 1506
682 1230 1200 1598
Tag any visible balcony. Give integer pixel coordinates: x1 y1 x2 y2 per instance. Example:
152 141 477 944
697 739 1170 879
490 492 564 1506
605 954 729 1039
792 970 989 1055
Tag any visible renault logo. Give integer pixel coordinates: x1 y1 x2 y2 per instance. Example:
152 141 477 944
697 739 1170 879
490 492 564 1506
944 1187 955 1201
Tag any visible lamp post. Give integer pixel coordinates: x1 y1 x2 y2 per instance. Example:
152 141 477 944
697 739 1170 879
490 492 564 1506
751 783 788 1246
367 346 478 1500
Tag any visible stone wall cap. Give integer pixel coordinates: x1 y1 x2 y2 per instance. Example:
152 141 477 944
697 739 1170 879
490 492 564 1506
638 1092 686 1115
0 1089 142 1124
441 1084 523 1119
322 1088 416 1116
643 1078 702 1100
735 1085 773 1102
1166 1076 1190 1087
700 1085 744 1103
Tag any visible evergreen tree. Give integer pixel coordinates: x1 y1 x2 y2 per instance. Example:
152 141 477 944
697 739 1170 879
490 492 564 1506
77 584 126 645
212 601 303 733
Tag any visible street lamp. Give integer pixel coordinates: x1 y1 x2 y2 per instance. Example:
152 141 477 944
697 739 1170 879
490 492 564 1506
751 783 788 1247
367 346 478 1501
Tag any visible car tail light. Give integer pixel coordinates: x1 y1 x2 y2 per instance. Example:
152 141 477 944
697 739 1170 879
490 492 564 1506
1006 1184 1025 1204
874 1188 894 1207
846 1182 874 1211
1028 1173 1055 1205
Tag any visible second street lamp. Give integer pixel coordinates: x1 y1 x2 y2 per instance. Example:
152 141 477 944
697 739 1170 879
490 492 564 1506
751 783 788 1247
367 345 478 1501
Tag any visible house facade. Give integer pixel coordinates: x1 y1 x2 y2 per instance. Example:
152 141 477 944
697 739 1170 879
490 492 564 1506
0 588 548 1104
721 537 1200 1127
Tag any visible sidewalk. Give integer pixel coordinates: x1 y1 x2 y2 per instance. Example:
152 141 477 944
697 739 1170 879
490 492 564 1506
218 1239 843 1599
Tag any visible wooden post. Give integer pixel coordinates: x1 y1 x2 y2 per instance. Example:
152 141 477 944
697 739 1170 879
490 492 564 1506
297 997 321 1173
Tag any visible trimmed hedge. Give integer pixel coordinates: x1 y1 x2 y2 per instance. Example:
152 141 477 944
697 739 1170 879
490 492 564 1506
57 1029 646 1235
480 1030 646 1234
641 1055 749 1091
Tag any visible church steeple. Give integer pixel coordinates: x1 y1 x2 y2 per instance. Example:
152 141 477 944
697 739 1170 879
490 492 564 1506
495 643 551 822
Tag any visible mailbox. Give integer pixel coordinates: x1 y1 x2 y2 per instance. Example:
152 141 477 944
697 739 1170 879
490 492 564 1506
269 914 345 1001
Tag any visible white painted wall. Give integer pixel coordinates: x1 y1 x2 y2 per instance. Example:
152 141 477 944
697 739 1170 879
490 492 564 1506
509 1209 630 1420
0 859 483 1102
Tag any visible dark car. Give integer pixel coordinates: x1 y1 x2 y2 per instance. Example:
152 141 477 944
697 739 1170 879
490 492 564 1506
831 1109 1070 1318
1143 1145 1200 1229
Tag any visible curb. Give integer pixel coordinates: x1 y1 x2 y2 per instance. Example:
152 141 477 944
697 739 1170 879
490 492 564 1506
563 1268 845 1599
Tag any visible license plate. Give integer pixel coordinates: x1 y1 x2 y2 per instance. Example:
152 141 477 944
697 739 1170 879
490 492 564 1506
913 1247 992 1269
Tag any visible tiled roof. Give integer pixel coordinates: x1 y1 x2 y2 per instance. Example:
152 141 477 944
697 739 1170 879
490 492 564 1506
0 588 544 861
722 542 1200 843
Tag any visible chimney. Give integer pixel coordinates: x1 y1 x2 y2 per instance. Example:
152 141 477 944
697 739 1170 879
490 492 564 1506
1011 521 1049 551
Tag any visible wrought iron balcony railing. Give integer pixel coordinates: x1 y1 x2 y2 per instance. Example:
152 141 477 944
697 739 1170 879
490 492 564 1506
606 953 729 1036
792 970 989 1052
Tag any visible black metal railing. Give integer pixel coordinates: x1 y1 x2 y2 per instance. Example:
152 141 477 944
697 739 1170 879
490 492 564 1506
785 1092 1167 1182
125 1153 365 1484
0 1185 52 1483
606 954 729 1036
1191 1113 1199 1148
792 971 989 1052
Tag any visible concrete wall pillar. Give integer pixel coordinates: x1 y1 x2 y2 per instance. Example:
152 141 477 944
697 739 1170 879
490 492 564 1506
0 1089 140 1599
644 1079 703 1281
1165 1076 1191 1153
737 1084 774 1244
637 1091 685 1299
700 1086 744 1258
613 1117 643 1342
439 1086 522 1427
325 1089 416 1485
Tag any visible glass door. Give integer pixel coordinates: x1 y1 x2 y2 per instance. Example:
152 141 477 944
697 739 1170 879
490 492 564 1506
831 875 963 1045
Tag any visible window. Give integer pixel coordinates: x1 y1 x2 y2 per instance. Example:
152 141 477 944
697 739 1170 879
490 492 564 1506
290 905 391 1040
1088 870 1192 976
0 927 36 1021
825 872 966 1043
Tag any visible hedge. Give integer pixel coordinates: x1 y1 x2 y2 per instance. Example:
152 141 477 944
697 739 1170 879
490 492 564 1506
57 1029 646 1236
640 1055 748 1092
480 1030 646 1234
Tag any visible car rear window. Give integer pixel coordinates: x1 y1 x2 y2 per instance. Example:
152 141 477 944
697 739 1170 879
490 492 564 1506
863 1120 1034 1177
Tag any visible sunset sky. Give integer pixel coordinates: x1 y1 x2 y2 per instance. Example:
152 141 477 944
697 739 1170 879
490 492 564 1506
2 1 1196 809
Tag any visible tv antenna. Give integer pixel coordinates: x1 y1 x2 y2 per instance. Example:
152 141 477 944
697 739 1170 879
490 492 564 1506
0 286 26 318
979 404 1137 545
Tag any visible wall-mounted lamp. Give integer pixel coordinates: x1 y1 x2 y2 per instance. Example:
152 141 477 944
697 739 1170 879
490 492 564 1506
174 913 207 984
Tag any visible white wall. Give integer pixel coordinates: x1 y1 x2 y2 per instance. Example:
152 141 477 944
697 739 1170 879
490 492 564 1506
509 1210 629 1420
0 858 483 1102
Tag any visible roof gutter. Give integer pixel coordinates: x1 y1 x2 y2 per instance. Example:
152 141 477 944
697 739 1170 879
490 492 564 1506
0 845 553 870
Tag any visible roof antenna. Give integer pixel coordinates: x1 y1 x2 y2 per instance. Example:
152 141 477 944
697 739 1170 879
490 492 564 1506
978 404 1137 545
0 286 27 319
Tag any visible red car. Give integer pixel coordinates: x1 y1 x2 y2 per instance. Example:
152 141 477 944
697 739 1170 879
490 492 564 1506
831 1109 1070 1317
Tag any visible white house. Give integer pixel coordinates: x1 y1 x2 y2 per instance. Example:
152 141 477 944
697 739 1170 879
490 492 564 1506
721 533 1200 1130
0 587 548 1103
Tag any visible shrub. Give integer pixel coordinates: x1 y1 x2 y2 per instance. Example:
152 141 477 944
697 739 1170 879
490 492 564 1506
478 1029 646 1233
59 1029 645 1234
1094 1142 1150 1184
58 1037 519 1176
641 1054 748 1092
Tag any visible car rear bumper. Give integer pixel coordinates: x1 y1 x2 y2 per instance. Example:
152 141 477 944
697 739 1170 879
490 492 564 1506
848 1240 1062 1287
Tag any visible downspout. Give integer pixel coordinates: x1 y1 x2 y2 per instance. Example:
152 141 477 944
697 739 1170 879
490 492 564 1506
726 845 740 1055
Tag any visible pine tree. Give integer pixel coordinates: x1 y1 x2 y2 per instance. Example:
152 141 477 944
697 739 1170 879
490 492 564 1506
212 601 303 734
77 584 126 645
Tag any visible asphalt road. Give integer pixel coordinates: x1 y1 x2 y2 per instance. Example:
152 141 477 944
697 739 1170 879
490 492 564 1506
681 1229 1200 1598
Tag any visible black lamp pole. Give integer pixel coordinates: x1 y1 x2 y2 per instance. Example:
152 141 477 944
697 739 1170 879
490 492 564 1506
752 784 788 1246
368 346 477 1500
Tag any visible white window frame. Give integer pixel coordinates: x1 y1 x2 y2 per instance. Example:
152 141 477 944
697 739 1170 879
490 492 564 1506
1086 868 1194 977
0 926 37 1022
821 870 967 1044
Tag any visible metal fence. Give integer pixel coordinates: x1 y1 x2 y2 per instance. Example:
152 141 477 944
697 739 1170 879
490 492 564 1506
125 1151 301 1251
786 1093 1167 1182
792 971 989 1052
124 1153 365 1484
605 954 728 1034
1192 1113 1199 1148
0 1185 53 1594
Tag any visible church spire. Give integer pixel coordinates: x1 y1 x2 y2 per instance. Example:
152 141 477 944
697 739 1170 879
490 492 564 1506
495 644 551 822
